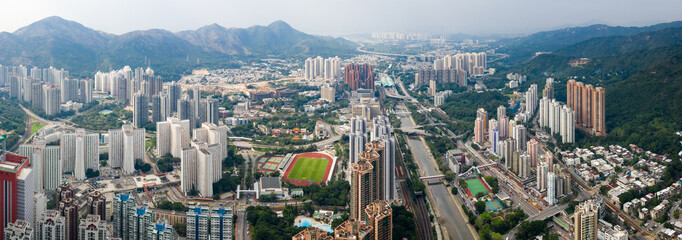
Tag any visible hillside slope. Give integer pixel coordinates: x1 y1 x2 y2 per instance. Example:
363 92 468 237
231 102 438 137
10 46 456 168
554 27 682 57
495 21 682 65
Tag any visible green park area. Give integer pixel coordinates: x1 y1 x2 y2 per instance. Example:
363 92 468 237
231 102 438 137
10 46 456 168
30 121 46 135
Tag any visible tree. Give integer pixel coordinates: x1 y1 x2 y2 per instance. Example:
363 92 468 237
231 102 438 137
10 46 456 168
173 223 187 237
303 202 314 215
451 187 458 195
134 159 151 173
484 176 499 194
85 169 100 178
600 185 609 195
476 192 486 199
515 220 548 239
172 202 189 212
300 180 350 206
544 233 560 240
475 201 487 214
391 205 417 240
331 212 349 229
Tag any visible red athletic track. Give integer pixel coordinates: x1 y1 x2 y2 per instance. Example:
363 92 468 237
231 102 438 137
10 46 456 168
282 152 334 186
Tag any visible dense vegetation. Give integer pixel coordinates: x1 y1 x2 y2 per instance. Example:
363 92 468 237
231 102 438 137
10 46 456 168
213 146 246 196
71 103 131 130
391 205 417 240
156 200 189 212
465 208 528 240
514 220 550 239
0 95 27 148
134 159 152 173
155 153 179 173
493 21 682 66
554 27 682 58
85 169 100 178
440 91 508 124
246 205 304 240
296 180 350 206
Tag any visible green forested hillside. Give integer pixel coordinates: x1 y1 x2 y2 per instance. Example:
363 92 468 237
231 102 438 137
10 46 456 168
601 54 682 155
554 27 682 58
505 46 682 155
494 21 682 66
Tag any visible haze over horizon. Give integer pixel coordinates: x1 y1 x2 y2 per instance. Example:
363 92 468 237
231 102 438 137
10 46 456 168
1 0 681 37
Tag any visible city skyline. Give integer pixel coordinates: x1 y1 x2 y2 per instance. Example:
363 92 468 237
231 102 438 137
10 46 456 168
0 0 680 36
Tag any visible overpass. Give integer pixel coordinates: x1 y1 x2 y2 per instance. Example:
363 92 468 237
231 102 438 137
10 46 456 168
385 91 413 101
398 123 446 136
526 203 568 221
229 136 253 141
458 162 499 177
236 183 260 200
420 175 445 185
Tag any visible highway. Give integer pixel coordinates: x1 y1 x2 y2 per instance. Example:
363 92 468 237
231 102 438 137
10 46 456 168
398 103 474 240
355 42 414 57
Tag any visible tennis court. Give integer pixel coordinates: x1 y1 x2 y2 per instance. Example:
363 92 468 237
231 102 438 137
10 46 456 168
485 199 504 212
465 178 491 197
270 156 283 163
257 155 285 173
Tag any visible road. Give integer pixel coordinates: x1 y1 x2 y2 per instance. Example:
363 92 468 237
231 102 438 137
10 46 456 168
355 42 414 57
398 103 474 240
236 208 249 240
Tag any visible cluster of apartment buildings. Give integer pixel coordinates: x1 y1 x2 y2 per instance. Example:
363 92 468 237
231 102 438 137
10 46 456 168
155 118 227 197
415 68 467 89
296 114 397 239
566 79 606 136
0 173 112 240
344 63 375 90
506 73 526 88
4 65 92 116
304 56 342 81
113 192 176 240
432 52 487 75
539 79 575 143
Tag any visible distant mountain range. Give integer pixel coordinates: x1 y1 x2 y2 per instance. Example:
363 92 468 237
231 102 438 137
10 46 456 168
0 16 357 78
495 21 682 65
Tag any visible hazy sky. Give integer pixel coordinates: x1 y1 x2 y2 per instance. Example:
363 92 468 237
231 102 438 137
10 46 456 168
1 0 681 36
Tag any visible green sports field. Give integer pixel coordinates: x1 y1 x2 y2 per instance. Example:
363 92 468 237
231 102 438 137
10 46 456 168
465 178 489 197
287 157 328 182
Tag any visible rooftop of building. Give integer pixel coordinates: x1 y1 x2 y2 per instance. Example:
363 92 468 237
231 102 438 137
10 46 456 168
260 177 281 190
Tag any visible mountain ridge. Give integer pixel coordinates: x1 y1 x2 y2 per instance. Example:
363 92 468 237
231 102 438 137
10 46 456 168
494 21 682 66
0 16 357 78
552 27 682 57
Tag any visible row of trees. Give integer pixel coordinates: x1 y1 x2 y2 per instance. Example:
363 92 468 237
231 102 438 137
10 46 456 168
156 200 189 212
